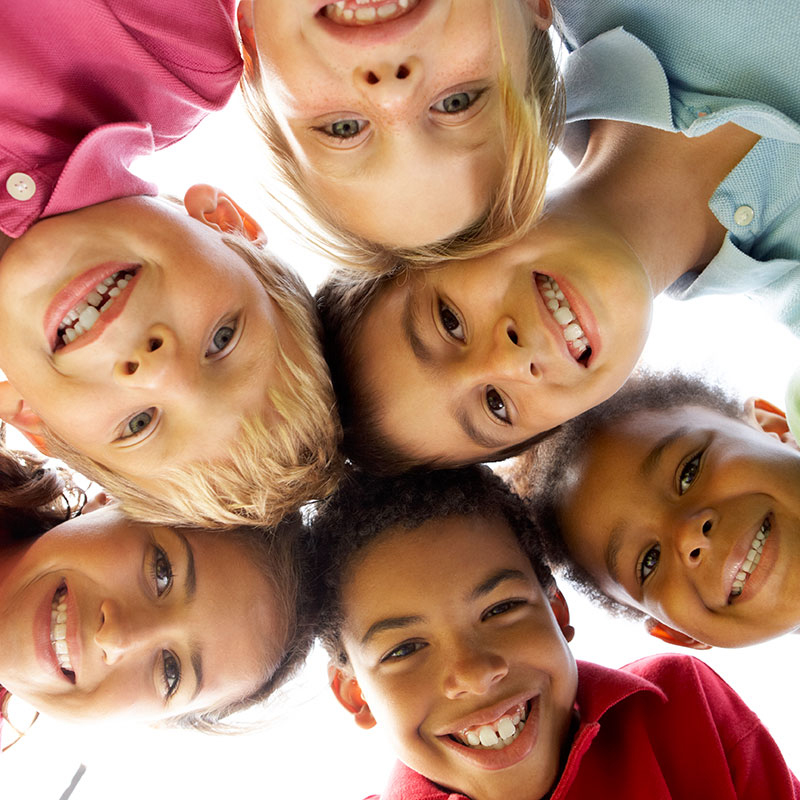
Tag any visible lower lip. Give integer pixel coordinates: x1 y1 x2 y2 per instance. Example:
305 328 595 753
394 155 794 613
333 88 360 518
46 264 141 355
730 519 779 605
316 0 429 45
439 697 539 771
533 273 600 368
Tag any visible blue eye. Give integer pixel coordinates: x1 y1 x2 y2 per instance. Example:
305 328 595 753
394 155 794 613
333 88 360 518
382 641 426 662
162 650 180 699
207 321 237 356
151 545 173 597
638 545 660 584
678 452 702 494
122 408 155 439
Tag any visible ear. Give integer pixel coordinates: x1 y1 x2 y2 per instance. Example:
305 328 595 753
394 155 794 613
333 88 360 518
328 664 376 730
548 586 575 643
526 0 553 30
0 382 49 454
645 618 712 651
743 397 797 449
183 184 267 245
237 0 258 75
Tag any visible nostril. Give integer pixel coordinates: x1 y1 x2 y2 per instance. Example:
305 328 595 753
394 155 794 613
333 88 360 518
690 547 701 560
702 520 712 534
125 361 138 375
148 337 162 352
366 71 379 85
396 64 410 79
507 328 518 345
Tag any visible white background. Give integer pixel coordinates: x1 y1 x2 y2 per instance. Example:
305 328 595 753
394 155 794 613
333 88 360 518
4 89 800 798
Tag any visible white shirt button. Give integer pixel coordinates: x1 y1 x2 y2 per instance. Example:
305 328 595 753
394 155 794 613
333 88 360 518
6 172 36 201
733 205 755 226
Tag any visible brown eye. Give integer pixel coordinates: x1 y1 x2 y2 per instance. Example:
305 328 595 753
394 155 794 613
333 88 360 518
439 302 464 341
486 388 508 422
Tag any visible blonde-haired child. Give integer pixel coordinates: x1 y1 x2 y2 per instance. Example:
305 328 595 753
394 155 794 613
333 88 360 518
237 0 563 268
0 0 341 528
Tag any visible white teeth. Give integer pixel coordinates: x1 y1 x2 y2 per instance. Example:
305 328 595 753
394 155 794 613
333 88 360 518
535 274 592 364
478 726 498 747
456 703 528 750
466 731 480 746
730 518 771 599
377 3 397 17
324 0 417 24
57 269 137 348
51 587 74 675
497 717 516 740
355 6 376 19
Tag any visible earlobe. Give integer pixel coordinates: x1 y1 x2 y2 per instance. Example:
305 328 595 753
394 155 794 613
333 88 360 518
183 184 267 245
548 587 575 643
0 382 48 454
328 664 376 730
526 0 553 29
744 397 797 449
645 618 712 650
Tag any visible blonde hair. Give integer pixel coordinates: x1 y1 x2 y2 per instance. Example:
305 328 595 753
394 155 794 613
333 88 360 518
240 4 564 274
44 235 342 529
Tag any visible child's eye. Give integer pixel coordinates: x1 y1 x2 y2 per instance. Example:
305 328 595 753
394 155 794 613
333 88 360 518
637 544 660 585
121 408 157 439
207 320 238 357
482 599 525 621
150 545 173 597
678 452 703 494
381 641 427 662
317 118 368 140
431 88 486 115
486 387 509 423
161 650 181 699
439 301 465 341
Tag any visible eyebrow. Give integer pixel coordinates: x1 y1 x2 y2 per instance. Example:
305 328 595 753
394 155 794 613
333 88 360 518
640 427 690 478
469 569 530 601
173 529 203 700
360 615 425 647
604 524 625 586
454 405 509 450
402 291 435 367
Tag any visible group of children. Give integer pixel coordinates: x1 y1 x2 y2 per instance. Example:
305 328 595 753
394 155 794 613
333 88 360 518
1 0 799 794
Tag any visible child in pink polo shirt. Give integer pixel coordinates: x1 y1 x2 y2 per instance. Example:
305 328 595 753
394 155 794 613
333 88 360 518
311 466 798 800
0 0 340 528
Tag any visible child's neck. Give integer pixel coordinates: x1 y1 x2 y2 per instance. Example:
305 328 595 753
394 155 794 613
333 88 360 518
555 119 760 294
0 233 12 263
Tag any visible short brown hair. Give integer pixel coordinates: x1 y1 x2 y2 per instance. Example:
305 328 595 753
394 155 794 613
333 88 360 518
240 11 564 273
44 235 343 529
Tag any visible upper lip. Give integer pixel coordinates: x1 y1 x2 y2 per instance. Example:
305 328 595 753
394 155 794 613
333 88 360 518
434 692 533 737
315 0 431 45
719 512 771 604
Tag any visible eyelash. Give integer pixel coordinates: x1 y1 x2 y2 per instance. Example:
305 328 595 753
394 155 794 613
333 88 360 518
161 650 181 699
439 300 465 342
206 318 239 358
431 87 487 116
637 544 660 585
314 118 368 141
482 598 526 621
120 407 158 441
150 544 174 597
381 640 427 662
678 451 703 494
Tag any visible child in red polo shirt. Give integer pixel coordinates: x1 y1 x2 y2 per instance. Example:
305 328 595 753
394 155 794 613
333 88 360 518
311 466 799 800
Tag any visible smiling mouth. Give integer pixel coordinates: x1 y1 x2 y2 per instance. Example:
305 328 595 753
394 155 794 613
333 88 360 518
535 274 592 366
728 516 771 602
450 702 529 751
55 267 139 350
319 0 419 25
51 583 75 683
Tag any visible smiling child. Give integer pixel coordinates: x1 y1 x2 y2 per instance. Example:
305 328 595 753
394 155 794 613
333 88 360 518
511 371 800 650
311 466 798 799
0 0 340 527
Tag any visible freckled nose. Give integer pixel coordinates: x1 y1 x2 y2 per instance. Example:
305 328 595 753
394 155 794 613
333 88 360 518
353 57 422 111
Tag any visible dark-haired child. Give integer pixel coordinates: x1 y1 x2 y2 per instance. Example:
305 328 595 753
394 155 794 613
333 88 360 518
512 370 800 650
311 466 798 800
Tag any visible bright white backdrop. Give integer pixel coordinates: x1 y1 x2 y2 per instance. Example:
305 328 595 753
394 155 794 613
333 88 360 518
4 91 800 798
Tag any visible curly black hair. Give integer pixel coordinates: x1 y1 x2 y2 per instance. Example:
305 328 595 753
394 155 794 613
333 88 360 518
310 465 555 665
510 369 745 619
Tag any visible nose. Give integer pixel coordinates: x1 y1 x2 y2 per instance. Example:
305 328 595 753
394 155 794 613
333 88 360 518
475 317 537 384
94 599 162 665
674 508 717 567
113 324 185 390
353 57 423 112
443 643 508 699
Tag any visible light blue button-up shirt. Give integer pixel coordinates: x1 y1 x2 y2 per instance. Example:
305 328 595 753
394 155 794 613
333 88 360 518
555 2 800 336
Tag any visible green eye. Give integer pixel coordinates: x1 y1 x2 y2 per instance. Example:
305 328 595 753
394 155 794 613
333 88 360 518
327 118 367 138
124 409 154 438
431 88 485 115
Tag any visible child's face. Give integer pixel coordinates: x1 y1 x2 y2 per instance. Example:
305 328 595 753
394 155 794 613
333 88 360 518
0 507 281 721
0 195 296 490
558 405 800 647
337 514 577 800
246 0 543 247
352 213 653 465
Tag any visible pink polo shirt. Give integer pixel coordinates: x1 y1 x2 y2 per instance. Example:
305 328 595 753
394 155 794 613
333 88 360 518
0 0 243 239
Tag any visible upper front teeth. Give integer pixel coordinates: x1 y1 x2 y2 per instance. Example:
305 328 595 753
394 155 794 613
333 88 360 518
457 703 527 750
323 0 414 23
58 270 134 347
535 274 592 364
730 518 771 599
51 586 73 674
